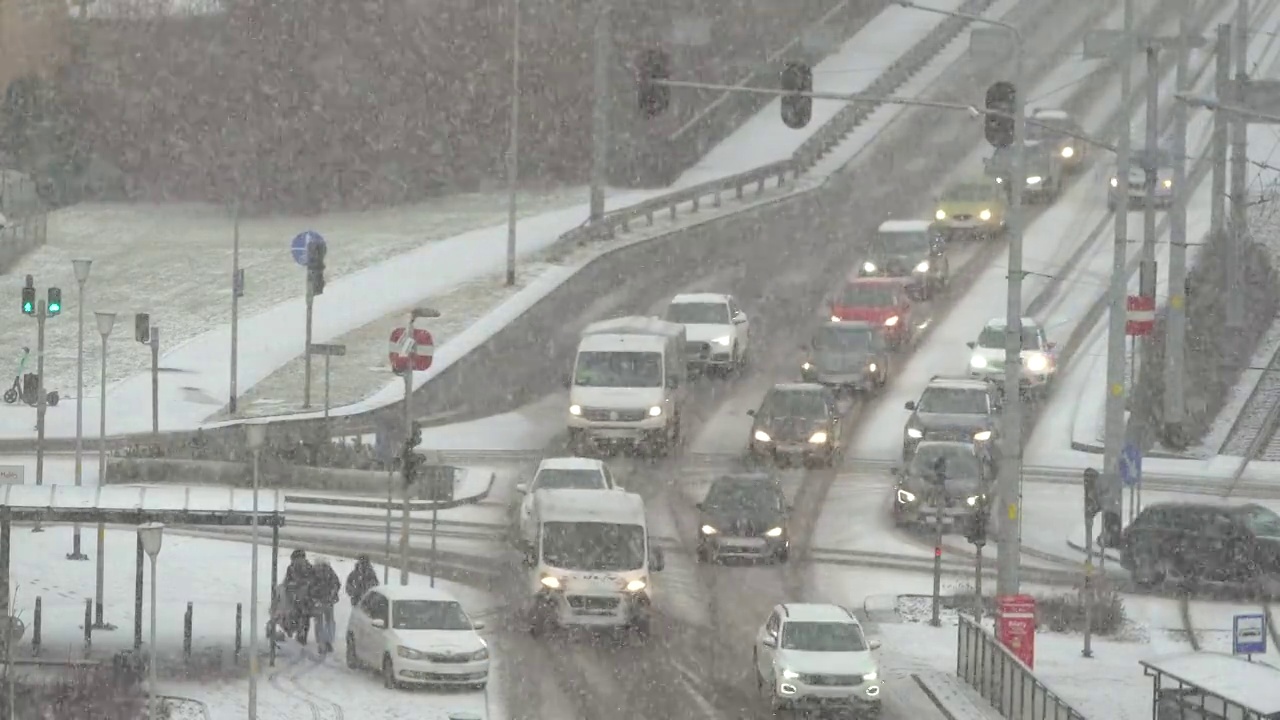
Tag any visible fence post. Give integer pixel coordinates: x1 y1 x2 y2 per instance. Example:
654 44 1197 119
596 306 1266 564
31 596 41 656
183 602 193 661
83 599 93 654
234 603 242 664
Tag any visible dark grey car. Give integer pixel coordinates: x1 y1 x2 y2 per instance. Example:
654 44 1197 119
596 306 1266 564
984 141 1063 203
902 378 999 462
799 321 889 392
891 441 992 529
747 383 842 468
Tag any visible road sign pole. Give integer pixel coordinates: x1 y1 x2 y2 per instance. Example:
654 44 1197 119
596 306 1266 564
1082 511 1094 658
303 277 314 409
150 328 159 437
324 354 331 421
399 312 415 587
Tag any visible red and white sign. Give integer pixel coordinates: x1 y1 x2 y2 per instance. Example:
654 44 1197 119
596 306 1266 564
1126 295 1155 336
389 326 434 373
996 594 1036 669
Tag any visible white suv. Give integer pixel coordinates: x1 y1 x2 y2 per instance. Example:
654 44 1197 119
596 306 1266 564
513 457 621 546
754 603 883 716
967 317 1057 395
664 292 750 371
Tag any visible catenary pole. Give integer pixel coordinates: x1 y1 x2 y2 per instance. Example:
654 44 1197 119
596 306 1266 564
1163 0 1191 436
1228 0 1249 330
1133 42 1159 463
1212 25 1232 313
71 259 91 559
230 203 241 414
588 0 612 222
505 0 520 286
1103 0 1136 543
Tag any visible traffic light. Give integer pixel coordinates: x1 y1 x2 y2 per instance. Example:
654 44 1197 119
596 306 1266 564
984 81 1016 148
401 442 421 483
965 497 989 546
46 287 61 316
1083 467 1101 519
307 239 326 295
21 285 34 316
135 313 150 343
780 62 813 129
637 49 671 118
410 420 422 447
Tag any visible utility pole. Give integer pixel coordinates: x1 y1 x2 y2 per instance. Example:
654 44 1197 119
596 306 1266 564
230 203 242 414
1101 0 1136 550
505 0 520 286
1134 40 1160 463
588 0 612 222
1162 0 1192 441
1212 25 1233 316
1228 0 1250 330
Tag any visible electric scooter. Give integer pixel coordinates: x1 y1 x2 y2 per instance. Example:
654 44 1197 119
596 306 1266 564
3 347 59 406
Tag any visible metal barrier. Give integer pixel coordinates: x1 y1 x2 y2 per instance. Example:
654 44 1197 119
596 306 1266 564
956 615 1088 720
0 171 49 267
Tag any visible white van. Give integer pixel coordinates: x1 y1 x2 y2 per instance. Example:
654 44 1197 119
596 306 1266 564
523 488 664 637
567 316 687 453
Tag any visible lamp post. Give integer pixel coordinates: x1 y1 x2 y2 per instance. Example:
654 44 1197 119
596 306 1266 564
246 423 265 720
69 258 92 561
94 311 116 629
137 522 164 720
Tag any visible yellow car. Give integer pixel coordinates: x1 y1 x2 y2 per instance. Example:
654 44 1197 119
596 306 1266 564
933 178 1007 239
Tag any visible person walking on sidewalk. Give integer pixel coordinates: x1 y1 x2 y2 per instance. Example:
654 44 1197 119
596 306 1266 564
310 556 342 655
345 554 379 606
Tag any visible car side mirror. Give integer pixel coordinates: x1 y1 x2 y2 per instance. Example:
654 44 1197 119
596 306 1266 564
695 502 704 511
746 409 756 417
616 485 626 492
563 375 572 388
733 312 747 324
515 483 528 494
904 401 916 411
762 636 777 648
649 547 665 572
869 639 882 651
473 620 486 631
371 618 386 629
966 341 975 349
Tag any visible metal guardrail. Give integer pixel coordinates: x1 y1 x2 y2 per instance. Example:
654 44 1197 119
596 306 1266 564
957 615 1088 720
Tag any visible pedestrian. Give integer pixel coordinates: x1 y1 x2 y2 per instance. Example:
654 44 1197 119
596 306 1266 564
310 556 341 655
345 554 379 606
284 549 314 644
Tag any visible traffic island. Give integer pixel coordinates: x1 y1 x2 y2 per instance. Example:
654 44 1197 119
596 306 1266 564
892 588 1129 637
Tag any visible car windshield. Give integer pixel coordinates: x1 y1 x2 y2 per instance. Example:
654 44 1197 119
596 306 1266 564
574 351 663 388
874 230 931 254
541 521 646 571
666 302 729 325
1027 119 1072 141
780 621 868 652
909 446 982 479
976 327 1042 350
704 479 782 513
1245 507 1280 538
917 387 988 414
760 390 828 418
993 145 1048 169
814 325 875 351
1133 147 1175 168
837 284 897 307
534 469 605 491
942 183 994 202
391 600 473 631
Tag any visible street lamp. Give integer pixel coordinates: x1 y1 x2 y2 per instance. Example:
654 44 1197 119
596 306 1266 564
890 0 1028 598
137 522 164 720
93 311 115 629
69 258 92 562
246 423 265 720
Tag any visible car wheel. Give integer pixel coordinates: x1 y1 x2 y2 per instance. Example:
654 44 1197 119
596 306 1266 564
345 634 359 669
775 545 790 563
382 654 397 689
696 544 711 564
1132 552 1166 588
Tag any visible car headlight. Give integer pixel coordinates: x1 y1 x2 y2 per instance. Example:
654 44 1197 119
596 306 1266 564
808 431 828 444
1162 179 1172 188
754 430 772 443
1025 353 1048 372
397 646 429 660
471 647 490 661
831 315 841 322
935 209 947 220
863 261 878 273
1061 146 1074 158
914 260 929 273
713 335 731 346
979 209 992 221
863 671 879 681
625 579 647 592
648 405 662 417
973 430 992 441
1110 177 1119 187
966 495 981 507
884 315 899 327
970 354 987 369
802 361 813 371
765 526 784 538
906 427 923 439
700 524 718 535
896 489 916 503
868 363 877 372
540 575 562 590
569 404 582 416
782 669 800 680
1026 175 1042 185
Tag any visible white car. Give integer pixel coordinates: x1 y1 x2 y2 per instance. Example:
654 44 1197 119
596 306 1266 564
754 603 883 715
967 317 1057 394
664 292 750 370
515 457 621 546
345 584 490 690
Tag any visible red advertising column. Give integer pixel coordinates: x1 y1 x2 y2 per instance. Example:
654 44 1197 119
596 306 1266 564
996 594 1037 669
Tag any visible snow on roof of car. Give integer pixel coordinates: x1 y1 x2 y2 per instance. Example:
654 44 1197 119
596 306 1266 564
577 333 669 353
537 457 607 472
877 220 933 233
583 315 684 337
782 603 860 623
1140 652 1280 714
374 582 463 603
771 382 828 393
926 376 991 390
534 488 646 525
983 317 1039 329
1031 108 1069 119
670 293 730 305
848 276 910 285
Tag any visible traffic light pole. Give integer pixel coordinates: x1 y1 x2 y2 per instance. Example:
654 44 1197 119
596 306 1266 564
973 542 984 622
1082 511 1095 658
399 311 416 586
34 299 47 497
149 328 159 437
931 503 943 627
303 277 314 409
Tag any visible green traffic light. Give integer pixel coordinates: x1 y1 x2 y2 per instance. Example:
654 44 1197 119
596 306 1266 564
22 302 32 314
48 303 60 313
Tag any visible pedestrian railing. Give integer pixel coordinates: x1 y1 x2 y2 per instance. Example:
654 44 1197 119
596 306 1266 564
957 615 1088 720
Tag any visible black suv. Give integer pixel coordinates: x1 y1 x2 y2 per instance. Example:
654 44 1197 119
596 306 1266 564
858 221 950 299
1121 502 1280 594
903 377 999 462
695 473 791 563
892 441 992 530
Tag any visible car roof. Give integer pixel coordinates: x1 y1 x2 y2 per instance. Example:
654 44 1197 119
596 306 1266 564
877 219 933 233
372 583 462 603
983 317 1040 331
577 333 668 353
537 457 606 472
780 603 860 624
1031 108 1070 120
820 320 876 332
670 293 730 305
533 488 646 525
925 376 991 391
770 382 828 393
710 472 779 488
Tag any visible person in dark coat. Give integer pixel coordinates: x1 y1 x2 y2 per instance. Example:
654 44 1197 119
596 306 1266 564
310 556 342 654
284 549 314 644
345 555 379 606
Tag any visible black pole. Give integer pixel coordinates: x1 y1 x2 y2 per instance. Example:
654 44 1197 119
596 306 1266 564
0 511 10 621
270 523 279 667
134 535 143 649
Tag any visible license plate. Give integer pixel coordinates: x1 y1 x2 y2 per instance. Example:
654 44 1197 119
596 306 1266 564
574 609 616 616
595 429 639 439
723 538 768 548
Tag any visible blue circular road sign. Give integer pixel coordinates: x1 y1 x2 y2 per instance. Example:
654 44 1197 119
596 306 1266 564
290 231 326 266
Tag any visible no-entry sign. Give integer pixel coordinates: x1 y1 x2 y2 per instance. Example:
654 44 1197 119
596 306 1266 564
389 326 434 373
1125 295 1155 336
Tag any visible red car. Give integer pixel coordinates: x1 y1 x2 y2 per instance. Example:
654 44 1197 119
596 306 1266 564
830 278 913 347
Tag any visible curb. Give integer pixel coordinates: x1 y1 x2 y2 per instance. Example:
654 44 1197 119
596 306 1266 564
912 674 960 720
1063 536 1122 565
